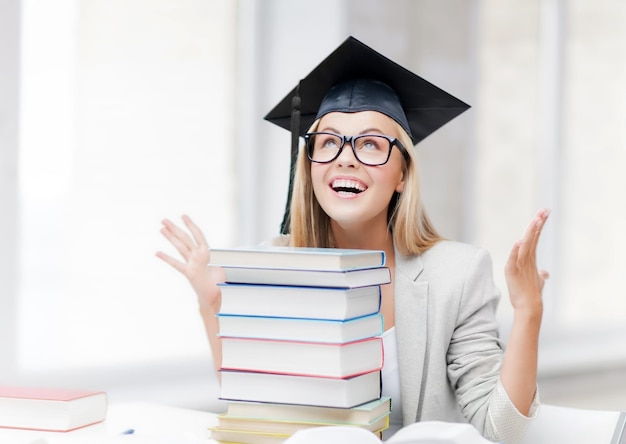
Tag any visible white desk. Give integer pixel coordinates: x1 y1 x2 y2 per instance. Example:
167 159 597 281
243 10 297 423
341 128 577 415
3 402 624 444
0 402 219 444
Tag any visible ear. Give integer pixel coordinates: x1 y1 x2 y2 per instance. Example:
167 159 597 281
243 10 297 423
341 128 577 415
395 171 405 193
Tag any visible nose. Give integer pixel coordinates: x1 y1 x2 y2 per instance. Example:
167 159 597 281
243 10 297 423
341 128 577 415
335 138 359 167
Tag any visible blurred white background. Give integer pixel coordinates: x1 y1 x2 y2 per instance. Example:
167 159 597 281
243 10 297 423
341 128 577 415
1 0 625 413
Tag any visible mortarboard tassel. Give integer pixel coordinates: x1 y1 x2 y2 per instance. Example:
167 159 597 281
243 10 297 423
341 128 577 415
280 82 301 234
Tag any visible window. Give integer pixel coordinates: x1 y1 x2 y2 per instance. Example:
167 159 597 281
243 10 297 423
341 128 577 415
16 0 236 381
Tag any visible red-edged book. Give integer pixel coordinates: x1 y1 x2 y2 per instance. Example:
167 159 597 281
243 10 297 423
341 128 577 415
0 386 107 432
220 336 383 378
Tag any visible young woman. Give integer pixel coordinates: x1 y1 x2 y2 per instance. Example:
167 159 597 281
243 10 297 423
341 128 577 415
157 37 549 444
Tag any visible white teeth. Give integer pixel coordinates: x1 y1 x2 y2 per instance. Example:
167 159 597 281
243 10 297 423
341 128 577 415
331 179 366 192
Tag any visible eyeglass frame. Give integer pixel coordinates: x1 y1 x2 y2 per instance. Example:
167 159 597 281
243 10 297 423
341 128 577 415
303 131 410 167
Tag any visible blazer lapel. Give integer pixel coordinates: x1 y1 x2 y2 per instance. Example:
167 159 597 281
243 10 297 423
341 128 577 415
393 248 429 425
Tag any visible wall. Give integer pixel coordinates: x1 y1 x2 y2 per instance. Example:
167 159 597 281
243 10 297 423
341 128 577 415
2 0 625 413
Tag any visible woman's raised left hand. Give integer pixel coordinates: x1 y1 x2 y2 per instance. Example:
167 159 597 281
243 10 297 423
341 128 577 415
504 208 550 315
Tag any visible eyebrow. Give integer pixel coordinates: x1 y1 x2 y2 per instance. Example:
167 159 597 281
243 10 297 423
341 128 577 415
318 126 386 136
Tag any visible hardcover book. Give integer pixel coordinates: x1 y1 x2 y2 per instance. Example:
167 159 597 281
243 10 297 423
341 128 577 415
224 397 392 426
210 246 385 271
220 266 391 288
209 427 291 444
219 370 381 409
218 283 381 321
213 411 389 435
217 313 383 343
210 422 388 444
0 386 107 432
220 336 383 378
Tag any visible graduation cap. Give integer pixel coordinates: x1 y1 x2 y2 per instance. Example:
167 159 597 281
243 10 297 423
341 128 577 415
264 36 470 234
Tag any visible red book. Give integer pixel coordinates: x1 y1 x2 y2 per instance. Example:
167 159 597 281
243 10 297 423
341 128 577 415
0 386 107 432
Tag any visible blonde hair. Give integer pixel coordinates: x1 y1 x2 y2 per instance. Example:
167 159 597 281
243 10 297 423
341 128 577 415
288 118 442 256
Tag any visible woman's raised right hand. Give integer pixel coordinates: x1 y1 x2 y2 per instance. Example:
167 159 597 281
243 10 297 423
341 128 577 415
156 215 225 313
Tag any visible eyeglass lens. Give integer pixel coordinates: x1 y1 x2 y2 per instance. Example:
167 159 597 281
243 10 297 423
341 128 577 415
307 133 392 166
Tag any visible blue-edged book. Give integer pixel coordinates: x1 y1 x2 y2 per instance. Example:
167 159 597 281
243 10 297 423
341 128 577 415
217 312 383 343
217 283 381 321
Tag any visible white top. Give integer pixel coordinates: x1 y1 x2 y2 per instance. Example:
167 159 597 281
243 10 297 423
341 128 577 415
381 326 403 440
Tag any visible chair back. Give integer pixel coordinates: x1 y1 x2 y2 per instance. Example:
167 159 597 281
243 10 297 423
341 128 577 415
522 404 626 444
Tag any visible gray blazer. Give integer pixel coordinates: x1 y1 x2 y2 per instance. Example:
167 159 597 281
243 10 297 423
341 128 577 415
395 240 536 444
269 235 536 443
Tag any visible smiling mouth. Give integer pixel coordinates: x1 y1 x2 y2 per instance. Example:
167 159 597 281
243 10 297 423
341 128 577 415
331 179 367 195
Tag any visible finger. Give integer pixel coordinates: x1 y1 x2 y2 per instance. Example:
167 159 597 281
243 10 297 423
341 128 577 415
182 214 209 248
519 208 550 261
160 226 191 260
538 269 550 292
516 217 538 260
162 218 196 251
528 208 550 258
156 251 186 274
520 210 541 241
522 217 542 260
530 208 549 235
539 269 550 280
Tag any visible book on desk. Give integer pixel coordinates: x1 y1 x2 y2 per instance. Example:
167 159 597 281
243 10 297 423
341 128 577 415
0 386 107 432
223 397 391 426
211 399 391 444
214 411 389 435
210 246 389 443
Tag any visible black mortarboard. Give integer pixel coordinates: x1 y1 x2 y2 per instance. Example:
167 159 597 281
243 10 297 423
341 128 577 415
264 36 470 234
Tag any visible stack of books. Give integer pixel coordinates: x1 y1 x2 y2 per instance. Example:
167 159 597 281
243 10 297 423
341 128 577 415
208 246 392 444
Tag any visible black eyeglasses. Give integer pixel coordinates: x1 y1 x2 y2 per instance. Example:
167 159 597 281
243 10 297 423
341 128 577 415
304 132 409 166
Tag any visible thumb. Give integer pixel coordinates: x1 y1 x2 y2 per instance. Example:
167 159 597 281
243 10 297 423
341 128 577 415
505 240 522 272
